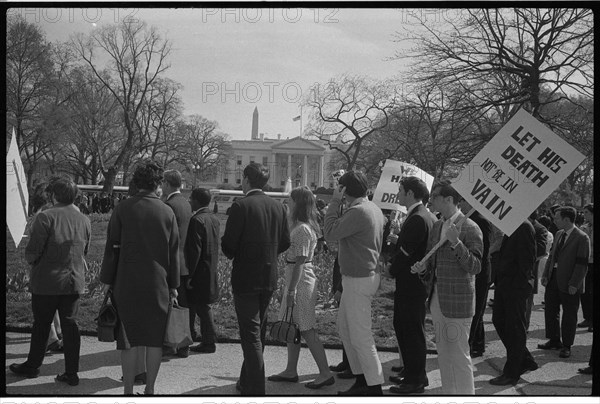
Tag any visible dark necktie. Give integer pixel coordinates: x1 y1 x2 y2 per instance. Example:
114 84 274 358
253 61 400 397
555 232 567 260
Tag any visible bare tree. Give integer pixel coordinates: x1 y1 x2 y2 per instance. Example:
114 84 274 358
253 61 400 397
136 77 183 167
176 115 232 187
304 74 398 170
61 67 122 184
6 15 55 185
370 82 501 179
393 8 594 119
71 20 172 192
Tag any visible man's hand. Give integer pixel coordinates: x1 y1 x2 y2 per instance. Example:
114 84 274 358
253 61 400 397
568 285 577 295
541 277 548 287
411 261 426 274
332 185 345 201
446 224 460 244
386 233 399 245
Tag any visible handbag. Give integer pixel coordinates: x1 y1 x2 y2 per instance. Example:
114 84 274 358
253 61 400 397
96 289 118 342
164 301 193 350
270 305 301 345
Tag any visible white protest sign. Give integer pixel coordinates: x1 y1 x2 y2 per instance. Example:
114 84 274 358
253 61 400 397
452 108 585 236
6 128 29 247
372 160 434 212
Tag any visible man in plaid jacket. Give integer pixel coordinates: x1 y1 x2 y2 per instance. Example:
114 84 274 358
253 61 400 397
412 180 483 395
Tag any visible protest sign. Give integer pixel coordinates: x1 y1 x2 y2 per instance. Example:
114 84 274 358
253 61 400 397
6 128 29 247
452 108 585 236
372 160 434 212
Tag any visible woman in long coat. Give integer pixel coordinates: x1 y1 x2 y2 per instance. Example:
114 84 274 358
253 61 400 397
100 160 180 395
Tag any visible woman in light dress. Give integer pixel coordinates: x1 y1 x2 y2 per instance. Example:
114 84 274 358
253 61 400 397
268 186 335 389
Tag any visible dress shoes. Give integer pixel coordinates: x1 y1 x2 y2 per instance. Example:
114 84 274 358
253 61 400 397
329 361 349 372
56 372 79 386
389 382 426 394
267 374 299 383
578 366 593 375
489 374 519 386
9 363 40 378
559 347 571 358
577 319 591 328
389 374 403 384
391 365 404 373
336 368 356 379
176 346 190 358
305 376 335 389
538 340 562 350
190 343 216 353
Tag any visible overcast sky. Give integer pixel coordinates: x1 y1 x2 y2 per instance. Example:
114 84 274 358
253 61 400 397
12 7 447 140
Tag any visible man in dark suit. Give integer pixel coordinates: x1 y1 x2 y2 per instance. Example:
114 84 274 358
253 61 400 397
411 180 483 395
489 220 538 386
459 200 492 358
185 188 221 354
384 176 434 394
540 206 590 358
221 163 290 395
163 170 193 357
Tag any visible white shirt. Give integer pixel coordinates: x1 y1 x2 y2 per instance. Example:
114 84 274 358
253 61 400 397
166 190 181 201
406 201 422 217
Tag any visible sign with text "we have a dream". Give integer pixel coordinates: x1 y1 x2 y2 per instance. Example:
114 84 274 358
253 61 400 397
453 109 585 236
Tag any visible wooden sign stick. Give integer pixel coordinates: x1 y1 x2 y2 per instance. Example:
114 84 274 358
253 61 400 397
411 207 475 273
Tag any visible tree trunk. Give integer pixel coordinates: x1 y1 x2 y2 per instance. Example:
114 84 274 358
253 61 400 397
102 166 118 193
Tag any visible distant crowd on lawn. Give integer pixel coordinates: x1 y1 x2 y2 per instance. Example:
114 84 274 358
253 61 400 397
8 160 594 396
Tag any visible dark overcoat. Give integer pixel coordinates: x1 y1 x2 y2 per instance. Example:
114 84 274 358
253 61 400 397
100 191 180 347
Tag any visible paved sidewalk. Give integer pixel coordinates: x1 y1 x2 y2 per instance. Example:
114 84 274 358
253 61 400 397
4 289 595 396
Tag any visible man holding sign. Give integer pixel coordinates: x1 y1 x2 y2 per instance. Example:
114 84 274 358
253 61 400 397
411 180 482 395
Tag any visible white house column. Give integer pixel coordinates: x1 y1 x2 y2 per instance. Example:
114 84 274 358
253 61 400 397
319 155 324 187
303 155 308 186
287 154 292 180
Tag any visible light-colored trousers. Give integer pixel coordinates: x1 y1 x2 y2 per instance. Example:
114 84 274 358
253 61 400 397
337 273 384 386
430 285 475 395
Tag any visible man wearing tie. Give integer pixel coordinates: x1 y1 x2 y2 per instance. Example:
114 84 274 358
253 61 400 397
384 176 435 394
411 180 483 395
539 206 589 358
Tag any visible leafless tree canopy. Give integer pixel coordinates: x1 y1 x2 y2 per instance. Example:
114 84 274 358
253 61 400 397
393 8 593 119
304 75 398 170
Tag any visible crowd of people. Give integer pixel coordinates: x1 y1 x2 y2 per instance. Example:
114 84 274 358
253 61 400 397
8 160 594 396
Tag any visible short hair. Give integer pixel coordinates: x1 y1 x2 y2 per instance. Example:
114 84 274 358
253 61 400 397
538 215 552 229
243 163 269 189
127 179 138 197
557 206 576 223
432 179 461 205
550 204 561 214
163 170 182 188
52 178 79 204
132 159 163 191
339 170 368 198
191 188 212 208
316 198 326 210
584 203 594 215
399 176 429 202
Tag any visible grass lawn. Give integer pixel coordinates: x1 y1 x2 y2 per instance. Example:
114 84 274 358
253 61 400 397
6 213 435 350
